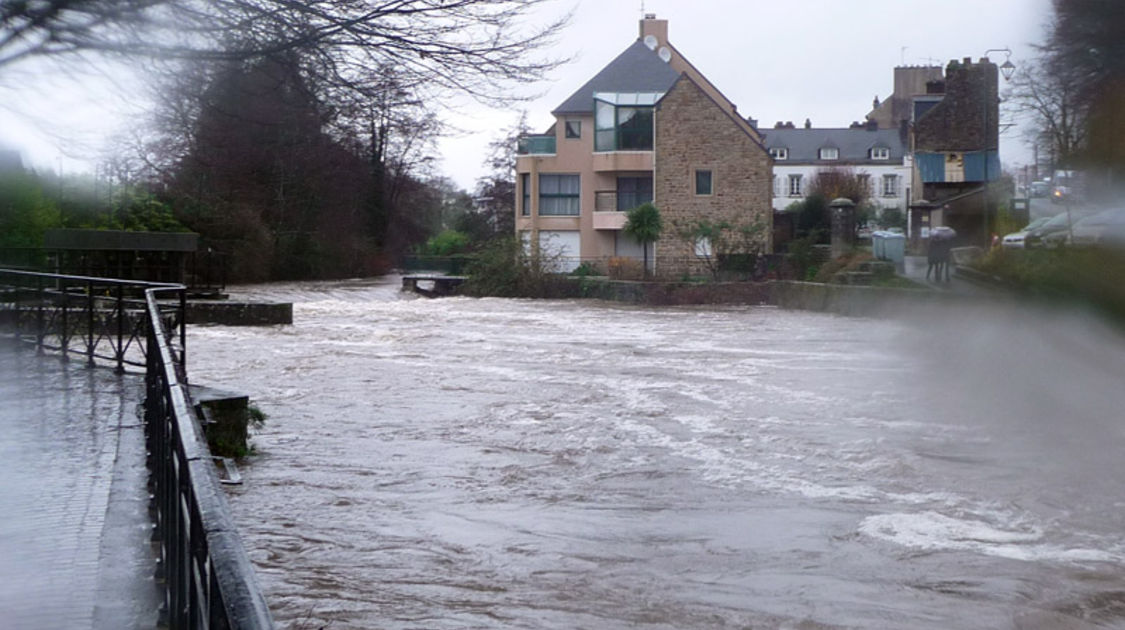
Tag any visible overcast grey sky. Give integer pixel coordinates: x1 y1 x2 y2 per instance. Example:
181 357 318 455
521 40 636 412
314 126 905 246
441 0 1053 189
0 0 1053 189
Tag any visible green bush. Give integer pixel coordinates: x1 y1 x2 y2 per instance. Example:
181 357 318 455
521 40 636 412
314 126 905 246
571 260 602 277
423 229 471 256
879 207 906 230
975 247 1125 324
460 237 578 298
0 172 62 248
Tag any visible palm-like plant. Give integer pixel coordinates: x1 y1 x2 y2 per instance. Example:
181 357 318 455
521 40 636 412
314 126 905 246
623 202 663 277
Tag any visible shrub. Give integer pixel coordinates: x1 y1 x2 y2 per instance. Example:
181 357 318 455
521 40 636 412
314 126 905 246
879 207 906 230
974 247 1125 325
423 229 471 256
607 256 644 280
461 236 577 298
572 260 602 277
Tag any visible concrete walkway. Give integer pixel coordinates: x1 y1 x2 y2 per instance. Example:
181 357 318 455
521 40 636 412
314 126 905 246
901 255 995 297
0 339 161 629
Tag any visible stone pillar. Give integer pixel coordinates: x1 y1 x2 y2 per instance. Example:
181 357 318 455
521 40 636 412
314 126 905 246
829 198 857 260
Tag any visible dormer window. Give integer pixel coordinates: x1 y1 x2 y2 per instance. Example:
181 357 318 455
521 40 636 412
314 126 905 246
769 147 788 160
870 147 890 160
819 147 839 160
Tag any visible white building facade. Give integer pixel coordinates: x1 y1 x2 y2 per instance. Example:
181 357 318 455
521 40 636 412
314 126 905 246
760 126 913 216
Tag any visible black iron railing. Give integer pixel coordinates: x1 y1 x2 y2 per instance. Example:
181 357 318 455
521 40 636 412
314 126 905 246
144 286 274 630
0 269 185 372
0 269 274 630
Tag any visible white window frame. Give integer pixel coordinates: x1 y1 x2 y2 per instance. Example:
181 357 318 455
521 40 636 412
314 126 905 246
882 174 899 198
857 173 872 196
870 147 890 160
769 147 788 160
819 147 839 160
788 174 803 197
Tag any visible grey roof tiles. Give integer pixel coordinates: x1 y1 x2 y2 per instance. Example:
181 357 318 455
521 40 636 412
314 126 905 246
553 40 682 115
760 128 906 163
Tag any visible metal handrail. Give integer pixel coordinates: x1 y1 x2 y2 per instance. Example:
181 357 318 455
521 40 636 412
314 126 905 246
144 286 274 630
0 268 187 372
0 268 274 629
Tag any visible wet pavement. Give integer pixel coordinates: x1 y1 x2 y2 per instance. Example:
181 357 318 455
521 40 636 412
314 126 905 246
0 339 161 629
902 254 995 296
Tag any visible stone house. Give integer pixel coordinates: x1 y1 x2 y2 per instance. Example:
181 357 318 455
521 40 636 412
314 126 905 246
908 57 1003 246
514 15 772 278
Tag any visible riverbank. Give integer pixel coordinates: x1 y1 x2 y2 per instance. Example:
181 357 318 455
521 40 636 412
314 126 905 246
461 275 993 319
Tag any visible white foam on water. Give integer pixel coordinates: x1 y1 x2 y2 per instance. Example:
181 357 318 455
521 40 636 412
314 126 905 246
859 511 1121 564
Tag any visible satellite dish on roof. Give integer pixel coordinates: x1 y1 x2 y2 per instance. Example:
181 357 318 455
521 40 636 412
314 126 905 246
644 35 658 50
658 47 672 63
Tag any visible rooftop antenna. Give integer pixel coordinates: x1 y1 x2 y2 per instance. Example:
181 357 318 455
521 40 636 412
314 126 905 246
901 46 907 65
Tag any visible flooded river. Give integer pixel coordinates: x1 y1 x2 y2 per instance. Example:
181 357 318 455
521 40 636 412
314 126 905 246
186 277 1125 629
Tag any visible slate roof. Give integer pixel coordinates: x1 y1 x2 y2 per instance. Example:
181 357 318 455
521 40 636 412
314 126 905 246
553 40 682 115
759 128 906 164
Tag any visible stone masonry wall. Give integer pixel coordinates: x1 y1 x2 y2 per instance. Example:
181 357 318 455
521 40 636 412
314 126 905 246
914 58 999 152
654 77 773 279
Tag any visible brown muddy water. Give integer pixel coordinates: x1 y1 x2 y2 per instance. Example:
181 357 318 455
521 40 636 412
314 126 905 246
186 276 1125 629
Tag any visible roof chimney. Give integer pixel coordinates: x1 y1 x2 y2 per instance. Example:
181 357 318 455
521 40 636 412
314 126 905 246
804 118 812 129
640 15 668 47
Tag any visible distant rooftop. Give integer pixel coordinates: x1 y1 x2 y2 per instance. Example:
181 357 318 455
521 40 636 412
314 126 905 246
760 127 906 163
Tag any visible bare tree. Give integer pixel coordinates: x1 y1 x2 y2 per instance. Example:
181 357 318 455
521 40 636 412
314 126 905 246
1015 0 1125 174
472 111 529 238
1005 59 1088 167
807 167 869 205
1 1 569 104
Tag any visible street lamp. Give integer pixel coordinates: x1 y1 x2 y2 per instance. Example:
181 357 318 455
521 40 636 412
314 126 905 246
982 48 1015 246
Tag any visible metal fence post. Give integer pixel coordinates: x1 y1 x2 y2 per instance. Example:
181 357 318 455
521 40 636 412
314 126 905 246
116 283 125 373
36 275 44 353
87 280 96 367
60 279 69 360
179 288 187 372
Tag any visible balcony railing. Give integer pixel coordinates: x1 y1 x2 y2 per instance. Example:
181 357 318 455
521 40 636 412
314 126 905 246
516 135 557 155
595 191 617 212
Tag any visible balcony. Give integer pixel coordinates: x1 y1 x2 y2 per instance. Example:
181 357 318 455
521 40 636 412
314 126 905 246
593 210 627 230
591 151 653 173
516 135 556 155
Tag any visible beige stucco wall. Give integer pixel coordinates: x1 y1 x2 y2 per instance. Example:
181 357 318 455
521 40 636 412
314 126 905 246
516 112 657 263
654 77 773 279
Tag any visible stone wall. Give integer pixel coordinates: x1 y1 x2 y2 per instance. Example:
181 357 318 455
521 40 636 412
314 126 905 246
185 301 293 326
914 58 998 152
654 76 773 279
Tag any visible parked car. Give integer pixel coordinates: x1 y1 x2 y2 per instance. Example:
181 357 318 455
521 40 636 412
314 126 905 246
1067 208 1125 248
1029 181 1050 198
1001 217 1051 249
1024 212 1079 248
